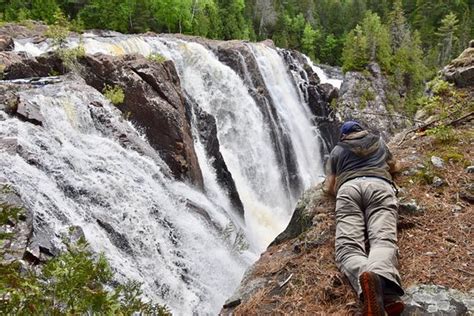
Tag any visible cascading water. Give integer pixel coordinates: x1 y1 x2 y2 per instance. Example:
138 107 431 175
9 34 341 313
0 80 252 314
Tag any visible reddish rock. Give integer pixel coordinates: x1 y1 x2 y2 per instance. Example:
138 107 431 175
80 54 203 188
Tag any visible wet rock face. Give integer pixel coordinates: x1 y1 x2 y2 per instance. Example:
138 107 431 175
191 101 245 216
80 54 203 188
338 62 409 139
211 40 304 200
282 49 340 151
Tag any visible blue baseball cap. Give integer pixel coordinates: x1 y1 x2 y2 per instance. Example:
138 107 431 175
340 121 362 135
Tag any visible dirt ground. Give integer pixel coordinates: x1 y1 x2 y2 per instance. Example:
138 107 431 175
226 118 473 315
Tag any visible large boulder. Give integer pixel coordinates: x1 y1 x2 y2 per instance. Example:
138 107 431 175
79 54 203 188
0 51 64 79
441 42 474 88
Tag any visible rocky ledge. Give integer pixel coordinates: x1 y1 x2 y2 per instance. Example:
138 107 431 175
221 103 473 315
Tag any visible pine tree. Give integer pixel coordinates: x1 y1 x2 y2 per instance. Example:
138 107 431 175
436 12 459 66
388 0 409 52
341 11 391 72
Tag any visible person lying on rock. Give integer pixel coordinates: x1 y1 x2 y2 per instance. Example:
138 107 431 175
323 121 405 316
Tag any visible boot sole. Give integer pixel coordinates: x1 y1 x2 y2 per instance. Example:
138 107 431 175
360 272 387 316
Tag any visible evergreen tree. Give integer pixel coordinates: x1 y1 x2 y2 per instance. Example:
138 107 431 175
341 11 391 72
217 0 250 39
388 0 409 52
436 12 459 66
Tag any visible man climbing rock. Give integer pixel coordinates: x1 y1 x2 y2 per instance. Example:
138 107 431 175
324 121 405 316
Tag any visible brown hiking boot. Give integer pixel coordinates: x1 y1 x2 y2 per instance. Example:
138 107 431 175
384 296 405 316
359 272 386 316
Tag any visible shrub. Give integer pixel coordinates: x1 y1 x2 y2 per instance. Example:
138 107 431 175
0 220 170 314
45 9 70 49
147 53 167 64
427 77 452 96
103 84 125 105
426 125 458 144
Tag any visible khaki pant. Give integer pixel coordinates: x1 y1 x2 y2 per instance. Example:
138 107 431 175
335 177 404 296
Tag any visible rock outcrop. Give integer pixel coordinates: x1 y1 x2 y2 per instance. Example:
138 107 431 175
441 40 474 88
338 62 409 139
78 53 204 188
0 35 14 52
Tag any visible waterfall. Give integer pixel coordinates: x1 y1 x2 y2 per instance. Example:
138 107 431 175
9 34 340 314
0 80 252 314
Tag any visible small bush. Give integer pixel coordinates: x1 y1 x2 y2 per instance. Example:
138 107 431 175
426 125 458 144
45 9 70 49
147 53 167 64
103 84 125 105
427 77 452 96
57 44 86 71
0 230 170 315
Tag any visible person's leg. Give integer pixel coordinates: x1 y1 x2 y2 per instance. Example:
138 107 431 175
363 179 404 296
335 179 367 296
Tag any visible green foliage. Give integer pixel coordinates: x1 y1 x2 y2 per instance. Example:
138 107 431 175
147 53 167 63
0 234 171 315
342 11 391 72
436 12 459 66
58 43 86 71
301 23 317 61
103 84 125 105
426 125 458 144
45 9 70 48
427 77 452 96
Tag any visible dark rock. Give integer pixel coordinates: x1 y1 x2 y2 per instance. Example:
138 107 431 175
15 98 44 125
465 166 474 174
79 54 203 188
190 101 244 216
0 22 49 39
459 183 474 203
432 176 445 188
0 35 14 51
0 183 33 264
0 51 65 80
97 219 133 254
399 199 423 215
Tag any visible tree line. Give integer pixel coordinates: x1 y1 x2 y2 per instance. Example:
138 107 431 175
0 0 472 69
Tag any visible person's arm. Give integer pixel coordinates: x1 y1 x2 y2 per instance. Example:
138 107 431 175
324 174 336 196
387 158 401 175
323 148 338 196
382 140 401 176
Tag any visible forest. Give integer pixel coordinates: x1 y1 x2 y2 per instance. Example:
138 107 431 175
0 0 473 86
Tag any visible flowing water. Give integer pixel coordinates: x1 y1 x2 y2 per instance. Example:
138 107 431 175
8 34 341 314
